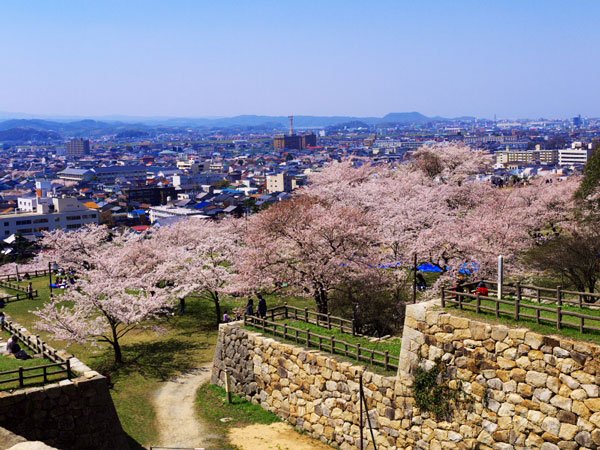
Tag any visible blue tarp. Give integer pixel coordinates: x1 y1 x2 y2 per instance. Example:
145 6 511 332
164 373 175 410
458 261 480 275
417 262 443 273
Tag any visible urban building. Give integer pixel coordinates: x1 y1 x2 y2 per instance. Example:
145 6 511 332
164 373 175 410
558 142 594 166
0 197 99 237
266 172 293 193
57 168 94 183
121 186 176 206
273 115 317 150
66 138 90 158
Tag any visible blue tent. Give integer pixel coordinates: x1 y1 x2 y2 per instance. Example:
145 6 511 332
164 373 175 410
417 262 443 273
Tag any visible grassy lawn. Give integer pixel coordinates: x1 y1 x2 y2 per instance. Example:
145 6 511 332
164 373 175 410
196 384 280 449
446 294 600 345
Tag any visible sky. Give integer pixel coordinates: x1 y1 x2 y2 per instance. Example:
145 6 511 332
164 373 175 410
1 0 599 119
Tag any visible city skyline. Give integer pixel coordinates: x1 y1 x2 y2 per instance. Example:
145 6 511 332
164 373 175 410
2 0 600 118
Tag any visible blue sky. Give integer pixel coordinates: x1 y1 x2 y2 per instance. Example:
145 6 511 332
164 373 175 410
1 0 599 119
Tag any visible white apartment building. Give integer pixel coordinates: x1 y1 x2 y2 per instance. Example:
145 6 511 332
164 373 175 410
558 142 594 166
0 198 99 238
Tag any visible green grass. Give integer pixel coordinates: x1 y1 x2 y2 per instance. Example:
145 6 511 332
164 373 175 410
246 318 401 376
196 384 280 449
446 294 600 344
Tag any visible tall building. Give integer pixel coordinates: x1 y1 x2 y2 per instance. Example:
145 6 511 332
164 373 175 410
273 115 317 150
573 115 583 128
66 138 90 157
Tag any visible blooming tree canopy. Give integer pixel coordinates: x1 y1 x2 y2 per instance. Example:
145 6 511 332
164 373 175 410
35 226 174 363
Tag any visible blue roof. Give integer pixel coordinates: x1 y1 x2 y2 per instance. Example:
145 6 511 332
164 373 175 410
131 209 147 215
194 201 211 209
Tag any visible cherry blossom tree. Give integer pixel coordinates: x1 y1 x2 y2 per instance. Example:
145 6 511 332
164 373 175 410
155 218 240 325
236 195 379 314
35 226 174 364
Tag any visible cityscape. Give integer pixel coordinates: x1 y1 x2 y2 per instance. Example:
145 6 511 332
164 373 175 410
0 1 599 450
0 113 597 239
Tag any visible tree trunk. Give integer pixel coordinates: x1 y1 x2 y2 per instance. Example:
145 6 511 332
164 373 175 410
213 292 221 326
110 323 123 364
314 284 328 315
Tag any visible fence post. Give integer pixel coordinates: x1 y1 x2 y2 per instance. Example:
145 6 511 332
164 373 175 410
557 286 562 330
43 365 48 384
515 282 521 321
304 308 308 323
495 297 500 318
476 293 481 314
284 302 288 319
331 336 335 354
18 367 24 388
270 309 274 321
578 294 583 308
441 288 446 307
66 359 71 379
357 343 361 362
225 369 232 404
306 330 311 348
327 314 331 330
384 351 389 371
283 324 288 340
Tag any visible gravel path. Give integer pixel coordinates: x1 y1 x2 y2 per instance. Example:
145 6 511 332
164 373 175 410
153 365 217 449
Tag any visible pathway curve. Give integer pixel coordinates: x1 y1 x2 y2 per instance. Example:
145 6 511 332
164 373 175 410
153 365 217 449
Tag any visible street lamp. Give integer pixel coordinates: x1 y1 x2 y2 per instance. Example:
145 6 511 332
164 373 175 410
48 261 59 296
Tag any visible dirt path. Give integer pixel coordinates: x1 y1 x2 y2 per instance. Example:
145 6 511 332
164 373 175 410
153 365 217 449
229 422 334 450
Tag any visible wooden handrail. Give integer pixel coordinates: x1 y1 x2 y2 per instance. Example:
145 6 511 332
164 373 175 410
244 314 397 371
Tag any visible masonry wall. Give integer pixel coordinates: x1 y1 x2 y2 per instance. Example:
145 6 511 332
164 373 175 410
0 320 128 450
212 301 600 450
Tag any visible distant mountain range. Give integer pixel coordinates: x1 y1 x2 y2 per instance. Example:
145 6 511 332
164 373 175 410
0 112 476 141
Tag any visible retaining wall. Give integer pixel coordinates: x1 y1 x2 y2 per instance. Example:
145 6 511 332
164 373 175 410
212 301 600 450
0 320 128 450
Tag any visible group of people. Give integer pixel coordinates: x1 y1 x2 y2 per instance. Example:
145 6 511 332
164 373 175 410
454 280 489 299
222 293 268 323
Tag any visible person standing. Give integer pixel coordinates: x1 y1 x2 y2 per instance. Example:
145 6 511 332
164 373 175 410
257 294 267 319
245 298 254 317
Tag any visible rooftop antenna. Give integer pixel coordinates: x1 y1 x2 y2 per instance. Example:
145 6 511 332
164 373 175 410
288 114 294 136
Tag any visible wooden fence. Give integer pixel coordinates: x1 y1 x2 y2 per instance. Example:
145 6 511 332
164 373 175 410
0 320 73 389
266 304 357 335
441 286 600 334
244 315 397 371
463 279 600 307
0 361 72 389
0 280 38 298
0 269 49 282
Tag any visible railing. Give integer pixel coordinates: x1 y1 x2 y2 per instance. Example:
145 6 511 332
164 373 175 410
462 279 600 307
0 269 49 281
0 360 72 389
0 292 37 304
0 320 73 389
3 320 70 364
0 280 38 298
267 304 357 336
244 314 397 371
441 287 600 333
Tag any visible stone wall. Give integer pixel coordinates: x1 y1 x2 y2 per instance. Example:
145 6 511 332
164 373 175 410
212 301 600 450
0 320 128 450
